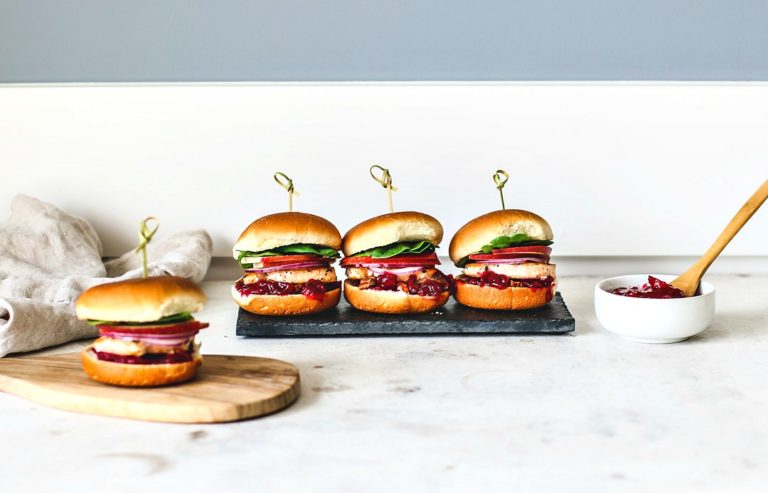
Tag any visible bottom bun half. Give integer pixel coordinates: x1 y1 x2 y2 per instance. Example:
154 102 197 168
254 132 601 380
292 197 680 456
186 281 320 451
454 282 556 311
232 285 341 316
343 280 450 314
81 347 202 387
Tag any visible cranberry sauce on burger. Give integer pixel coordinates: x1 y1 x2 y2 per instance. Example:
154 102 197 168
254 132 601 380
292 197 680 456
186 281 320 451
75 276 208 387
449 209 556 311
341 212 453 314
231 212 343 316
341 251 452 296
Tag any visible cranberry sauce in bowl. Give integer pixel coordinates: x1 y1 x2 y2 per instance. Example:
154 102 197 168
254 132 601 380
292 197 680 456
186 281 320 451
594 274 715 344
609 275 685 299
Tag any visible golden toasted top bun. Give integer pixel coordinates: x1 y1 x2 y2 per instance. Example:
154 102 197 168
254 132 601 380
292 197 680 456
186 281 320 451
342 211 443 256
449 209 553 264
233 212 341 256
76 276 206 323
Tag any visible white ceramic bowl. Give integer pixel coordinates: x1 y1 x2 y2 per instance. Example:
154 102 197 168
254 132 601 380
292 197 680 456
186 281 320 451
594 274 715 343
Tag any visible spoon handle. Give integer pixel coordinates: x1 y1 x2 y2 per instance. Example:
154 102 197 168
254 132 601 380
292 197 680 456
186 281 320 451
687 179 768 277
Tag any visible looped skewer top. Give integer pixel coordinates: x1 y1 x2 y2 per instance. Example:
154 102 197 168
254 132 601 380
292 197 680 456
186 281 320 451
493 169 510 210
134 216 159 278
369 164 398 213
274 171 300 212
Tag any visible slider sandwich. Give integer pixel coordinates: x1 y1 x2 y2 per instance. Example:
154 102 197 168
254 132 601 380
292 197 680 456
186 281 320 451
449 209 556 310
76 276 208 386
341 211 453 314
232 212 342 316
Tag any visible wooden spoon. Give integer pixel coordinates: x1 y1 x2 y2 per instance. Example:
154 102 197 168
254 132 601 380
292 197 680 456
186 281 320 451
672 179 768 297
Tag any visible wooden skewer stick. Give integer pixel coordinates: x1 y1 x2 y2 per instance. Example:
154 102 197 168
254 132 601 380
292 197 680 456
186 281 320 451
370 164 398 213
274 172 299 212
134 217 159 278
493 169 509 210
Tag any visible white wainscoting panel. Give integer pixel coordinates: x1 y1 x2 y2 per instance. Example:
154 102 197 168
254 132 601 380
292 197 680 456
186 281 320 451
1 84 766 260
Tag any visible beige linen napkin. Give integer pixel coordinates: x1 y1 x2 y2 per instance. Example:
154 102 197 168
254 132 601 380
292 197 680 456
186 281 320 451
0 195 213 357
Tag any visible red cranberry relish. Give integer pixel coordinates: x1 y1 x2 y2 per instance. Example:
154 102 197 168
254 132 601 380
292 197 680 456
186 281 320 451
610 276 685 299
93 348 193 365
235 278 341 301
349 272 455 297
456 271 554 290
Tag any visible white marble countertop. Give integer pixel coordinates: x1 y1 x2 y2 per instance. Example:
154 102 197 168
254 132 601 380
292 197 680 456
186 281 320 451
1 275 766 492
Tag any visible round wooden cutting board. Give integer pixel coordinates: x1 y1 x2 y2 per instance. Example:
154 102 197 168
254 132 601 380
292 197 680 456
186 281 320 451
0 353 300 423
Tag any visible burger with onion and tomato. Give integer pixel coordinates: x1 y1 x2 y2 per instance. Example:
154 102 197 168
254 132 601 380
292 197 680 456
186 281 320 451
232 212 342 316
341 211 454 314
76 276 208 387
449 209 556 310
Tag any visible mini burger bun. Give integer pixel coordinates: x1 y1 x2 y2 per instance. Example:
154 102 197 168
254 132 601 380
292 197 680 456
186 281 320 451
454 282 555 311
342 211 443 256
343 280 450 314
233 212 342 257
232 284 341 316
449 209 553 264
81 346 202 387
76 276 206 323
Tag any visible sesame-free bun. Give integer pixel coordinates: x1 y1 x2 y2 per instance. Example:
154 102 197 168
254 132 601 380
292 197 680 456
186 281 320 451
342 211 443 256
343 280 450 314
81 346 202 387
233 212 341 256
454 282 555 311
76 276 206 323
232 284 341 316
449 210 553 264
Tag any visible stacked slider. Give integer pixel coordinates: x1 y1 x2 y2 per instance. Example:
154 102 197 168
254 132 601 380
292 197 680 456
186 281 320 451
341 211 454 314
232 212 343 316
76 276 208 386
449 209 556 310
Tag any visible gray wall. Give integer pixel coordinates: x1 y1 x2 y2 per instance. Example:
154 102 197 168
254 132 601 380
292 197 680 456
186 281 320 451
1 0 767 82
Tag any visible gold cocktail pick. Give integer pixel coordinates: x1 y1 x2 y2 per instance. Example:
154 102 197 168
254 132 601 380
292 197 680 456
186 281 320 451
274 171 299 212
134 216 159 278
493 169 509 210
369 164 398 213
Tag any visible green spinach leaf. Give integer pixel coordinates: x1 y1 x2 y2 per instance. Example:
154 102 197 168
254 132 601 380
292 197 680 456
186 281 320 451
350 240 436 258
236 243 340 268
88 312 194 326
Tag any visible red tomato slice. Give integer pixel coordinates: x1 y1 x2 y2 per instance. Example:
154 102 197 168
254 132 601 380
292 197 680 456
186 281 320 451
468 252 550 261
376 258 441 266
491 246 552 255
341 253 439 267
97 320 209 335
261 254 323 266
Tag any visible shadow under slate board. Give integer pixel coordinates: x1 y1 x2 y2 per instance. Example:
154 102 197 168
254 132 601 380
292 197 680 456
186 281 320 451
236 292 575 337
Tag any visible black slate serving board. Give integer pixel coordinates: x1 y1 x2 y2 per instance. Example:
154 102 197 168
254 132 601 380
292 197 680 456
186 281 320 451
236 292 574 337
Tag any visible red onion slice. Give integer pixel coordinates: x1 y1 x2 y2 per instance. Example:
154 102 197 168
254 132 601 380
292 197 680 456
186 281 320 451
472 257 549 265
367 266 424 275
101 328 199 342
246 260 330 273
103 333 194 346
130 336 193 347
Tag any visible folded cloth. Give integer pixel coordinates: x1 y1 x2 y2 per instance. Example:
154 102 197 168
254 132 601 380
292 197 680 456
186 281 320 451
0 195 213 357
